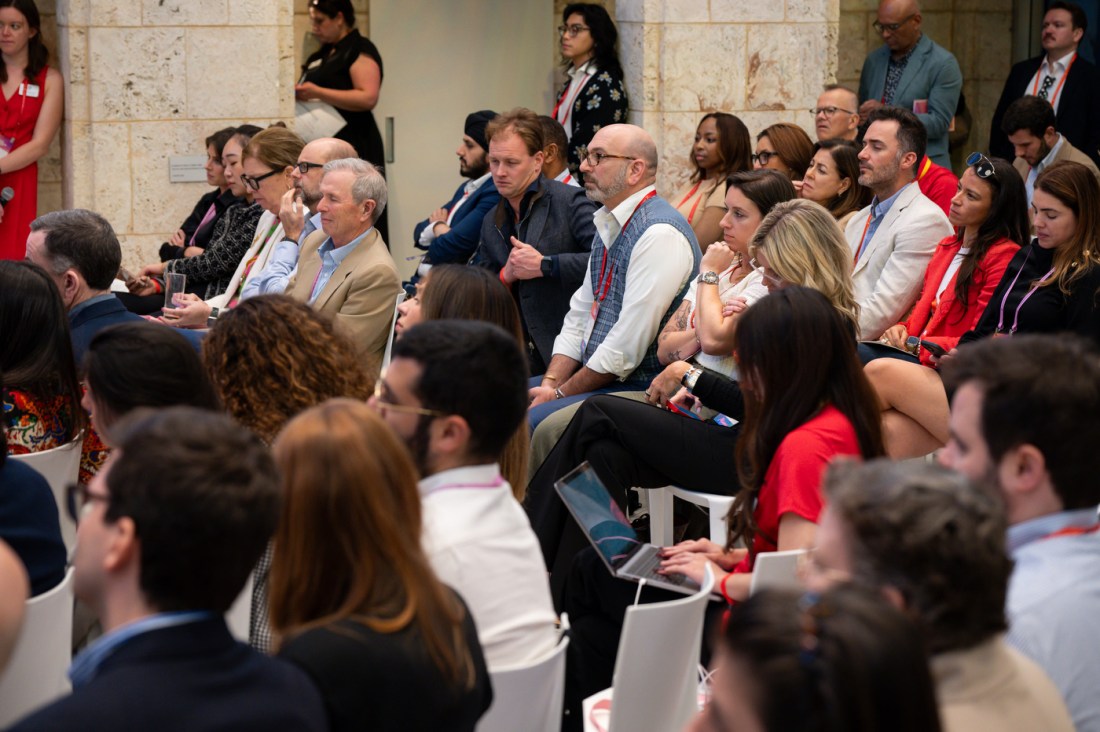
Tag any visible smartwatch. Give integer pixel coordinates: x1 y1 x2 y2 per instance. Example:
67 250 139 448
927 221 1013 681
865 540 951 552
206 306 221 328
541 256 554 277
681 367 703 391
697 271 719 285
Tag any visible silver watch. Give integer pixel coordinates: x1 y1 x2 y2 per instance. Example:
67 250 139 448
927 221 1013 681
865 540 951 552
697 271 719 285
681 367 703 391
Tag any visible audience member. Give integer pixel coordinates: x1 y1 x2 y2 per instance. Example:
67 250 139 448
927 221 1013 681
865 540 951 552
270 399 492 731
471 108 597 373
847 106 952 339
239 136 358 300
0 260 85 454
8 408 327 730
394 265 530 496
670 112 752 249
0 374 65 597
285 158 401 366
413 110 500 271
799 139 871 228
914 154 958 216
688 586 942 732
554 3 628 179
1002 95 1100 206
940 335 1100 732
372 320 557 668
527 123 700 429
857 0 962 168
811 85 861 141
538 115 580 187
863 154 1027 456
805 459 1075 732
158 126 243 261
0 539 27 677
753 122 814 182
989 1 1100 168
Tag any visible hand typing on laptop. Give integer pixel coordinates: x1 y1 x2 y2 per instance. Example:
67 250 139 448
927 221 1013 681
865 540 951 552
659 539 747 590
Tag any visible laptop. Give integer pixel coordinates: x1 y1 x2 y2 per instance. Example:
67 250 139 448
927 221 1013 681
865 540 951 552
554 462 701 596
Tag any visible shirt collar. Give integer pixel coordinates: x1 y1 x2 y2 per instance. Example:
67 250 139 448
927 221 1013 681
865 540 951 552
319 227 372 261
465 171 492 193
870 181 912 220
69 292 117 320
1038 134 1064 171
1042 50 1076 73
608 184 656 226
418 463 504 498
567 59 596 80
593 185 656 249
1006 506 1100 554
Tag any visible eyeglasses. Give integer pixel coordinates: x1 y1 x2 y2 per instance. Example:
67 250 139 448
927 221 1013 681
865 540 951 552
240 169 280 191
810 106 856 117
872 13 916 33
295 161 324 174
965 151 997 180
751 151 779 166
578 147 637 168
558 24 590 37
372 379 449 418
66 482 110 523
750 257 785 288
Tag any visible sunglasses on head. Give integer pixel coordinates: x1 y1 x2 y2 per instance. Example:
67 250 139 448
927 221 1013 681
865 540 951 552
966 152 996 180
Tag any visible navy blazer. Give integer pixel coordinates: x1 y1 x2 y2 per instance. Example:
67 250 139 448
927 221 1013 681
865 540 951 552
413 178 501 266
69 297 203 365
989 54 1100 168
472 177 597 365
10 618 327 731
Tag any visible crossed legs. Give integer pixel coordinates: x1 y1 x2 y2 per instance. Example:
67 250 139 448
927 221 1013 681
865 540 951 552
864 358 950 459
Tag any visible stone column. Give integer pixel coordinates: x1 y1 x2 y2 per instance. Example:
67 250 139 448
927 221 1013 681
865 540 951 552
616 0 839 194
57 0 295 265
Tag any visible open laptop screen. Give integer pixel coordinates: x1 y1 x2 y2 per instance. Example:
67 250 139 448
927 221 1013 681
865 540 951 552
555 462 641 568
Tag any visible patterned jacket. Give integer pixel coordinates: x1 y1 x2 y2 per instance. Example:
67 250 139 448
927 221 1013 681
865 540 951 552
560 67 629 179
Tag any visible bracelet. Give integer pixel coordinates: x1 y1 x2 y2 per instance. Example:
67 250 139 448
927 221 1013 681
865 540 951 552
719 572 735 605
542 374 558 382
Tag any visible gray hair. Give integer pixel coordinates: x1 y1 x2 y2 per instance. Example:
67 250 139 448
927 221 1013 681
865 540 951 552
323 158 387 222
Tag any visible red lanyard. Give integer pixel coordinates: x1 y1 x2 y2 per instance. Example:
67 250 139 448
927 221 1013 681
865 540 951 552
1042 523 1100 542
560 173 573 185
591 191 657 319
552 68 595 129
1031 53 1076 109
854 211 874 265
677 180 704 223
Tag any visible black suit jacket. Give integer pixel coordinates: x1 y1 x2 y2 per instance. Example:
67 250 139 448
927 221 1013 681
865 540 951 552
989 54 1100 167
10 618 327 731
69 296 203 365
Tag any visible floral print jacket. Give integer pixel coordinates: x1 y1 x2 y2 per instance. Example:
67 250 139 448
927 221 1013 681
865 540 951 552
561 69 629 180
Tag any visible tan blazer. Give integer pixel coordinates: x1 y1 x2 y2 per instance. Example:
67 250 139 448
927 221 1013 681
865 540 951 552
286 227 400 368
1013 136 1100 185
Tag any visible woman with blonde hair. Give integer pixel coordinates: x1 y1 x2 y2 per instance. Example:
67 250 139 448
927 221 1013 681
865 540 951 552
270 398 491 731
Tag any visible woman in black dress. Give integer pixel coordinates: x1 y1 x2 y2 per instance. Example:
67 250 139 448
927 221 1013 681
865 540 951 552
297 0 388 242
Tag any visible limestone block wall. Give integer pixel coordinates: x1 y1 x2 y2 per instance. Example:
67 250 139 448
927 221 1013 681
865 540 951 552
33 1 61 218
617 0 839 197
58 0 295 266
838 0 1014 170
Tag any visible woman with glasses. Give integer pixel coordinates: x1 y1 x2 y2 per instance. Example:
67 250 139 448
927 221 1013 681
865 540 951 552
863 154 1032 458
799 138 872 229
669 113 753 250
554 3 628 180
753 122 814 182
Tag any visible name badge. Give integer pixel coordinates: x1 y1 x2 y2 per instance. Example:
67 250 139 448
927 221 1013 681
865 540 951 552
24 83 40 98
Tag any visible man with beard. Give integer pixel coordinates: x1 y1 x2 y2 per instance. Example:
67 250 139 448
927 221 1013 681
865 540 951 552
939 335 1100 732
240 136 357 299
845 105 951 339
411 110 502 271
1002 96 1099 207
369 320 557 669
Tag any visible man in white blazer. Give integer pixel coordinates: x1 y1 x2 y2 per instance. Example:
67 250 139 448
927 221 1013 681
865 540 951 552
846 106 952 339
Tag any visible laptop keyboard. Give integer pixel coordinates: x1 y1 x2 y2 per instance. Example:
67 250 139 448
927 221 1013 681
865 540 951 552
629 547 690 586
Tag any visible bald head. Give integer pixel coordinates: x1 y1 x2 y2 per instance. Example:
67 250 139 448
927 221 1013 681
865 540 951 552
581 124 659 209
603 123 659 174
296 138 360 209
876 0 923 56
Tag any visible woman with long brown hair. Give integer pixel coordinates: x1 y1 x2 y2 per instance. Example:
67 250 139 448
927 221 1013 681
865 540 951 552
270 399 491 731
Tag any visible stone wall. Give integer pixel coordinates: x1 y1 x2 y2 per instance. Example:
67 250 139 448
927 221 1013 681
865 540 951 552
617 0 839 196
838 0 1014 171
35 1 61 218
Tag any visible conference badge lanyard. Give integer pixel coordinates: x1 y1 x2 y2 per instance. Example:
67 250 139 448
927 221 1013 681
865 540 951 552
994 246 1055 337
1031 53 1076 110
853 211 874 266
552 64 595 129
0 80 35 160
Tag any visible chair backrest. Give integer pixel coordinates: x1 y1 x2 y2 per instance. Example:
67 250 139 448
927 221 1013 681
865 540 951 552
381 291 407 370
749 549 806 596
10 435 83 557
224 571 255 643
607 567 714 732
476 615 571 732
0 567 74 726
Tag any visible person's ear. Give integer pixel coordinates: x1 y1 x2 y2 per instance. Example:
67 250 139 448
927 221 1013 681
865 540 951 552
103 517 139 574
998 443 1048 497
838 177 851 195
431 414 472 457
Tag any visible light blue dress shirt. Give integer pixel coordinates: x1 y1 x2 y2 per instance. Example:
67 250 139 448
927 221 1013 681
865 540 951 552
308 227 371 304
239 212 322 300
854 182 910 263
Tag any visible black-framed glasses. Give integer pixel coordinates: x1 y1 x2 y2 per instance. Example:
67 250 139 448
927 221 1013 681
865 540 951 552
751 151 779 166
371 378 449 418
966 152 997 180
295 161 324 174
240 169 280 191
578 147 637 167
810 106 856 117
558 24 590 37
873 13 916 33
66 482 110 523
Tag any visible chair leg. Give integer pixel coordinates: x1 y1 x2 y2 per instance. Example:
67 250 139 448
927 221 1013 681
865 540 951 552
648 488 676 546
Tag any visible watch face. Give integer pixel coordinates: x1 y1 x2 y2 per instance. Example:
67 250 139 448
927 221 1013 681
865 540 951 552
541 257 553 275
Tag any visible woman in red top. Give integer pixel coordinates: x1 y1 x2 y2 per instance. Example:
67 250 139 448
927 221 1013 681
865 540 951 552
0 0 62 259
660 286 883 603
864 154 1029 457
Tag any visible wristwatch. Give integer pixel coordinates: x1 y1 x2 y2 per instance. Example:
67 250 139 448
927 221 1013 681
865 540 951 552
541 256 554 277
697 271 719 285
681 367 703 391
206 306 221 329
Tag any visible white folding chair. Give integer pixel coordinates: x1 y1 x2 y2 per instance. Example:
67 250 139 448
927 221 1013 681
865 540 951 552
749 549 807 596
381 291 407 370
476 614 571 732
10 434 83 558
224 571 255 643
582 566 715 732
648 486 735 547
0 568 74 726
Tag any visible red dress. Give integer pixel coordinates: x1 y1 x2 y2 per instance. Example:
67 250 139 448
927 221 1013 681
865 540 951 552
0 66 48 260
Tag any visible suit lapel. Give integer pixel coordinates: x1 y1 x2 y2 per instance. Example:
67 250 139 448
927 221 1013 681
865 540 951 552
853 184 917 276
892 35 931 106
314 229 378 310
524 184 549 247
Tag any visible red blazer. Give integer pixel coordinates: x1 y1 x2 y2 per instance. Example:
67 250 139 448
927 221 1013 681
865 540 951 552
901 235 1020 366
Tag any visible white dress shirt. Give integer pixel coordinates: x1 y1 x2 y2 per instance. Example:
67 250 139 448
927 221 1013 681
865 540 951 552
1026 51 1076 114
418 172 493 247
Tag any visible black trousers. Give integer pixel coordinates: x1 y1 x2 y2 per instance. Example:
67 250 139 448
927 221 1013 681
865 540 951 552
524 394 741 608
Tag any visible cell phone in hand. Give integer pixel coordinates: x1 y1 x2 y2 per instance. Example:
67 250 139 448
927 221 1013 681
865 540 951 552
666 400 702 420
118 266 137 285
907 336 946 358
